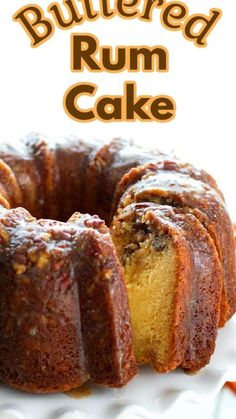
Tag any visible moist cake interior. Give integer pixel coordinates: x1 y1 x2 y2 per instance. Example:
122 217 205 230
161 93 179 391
112 216 177 371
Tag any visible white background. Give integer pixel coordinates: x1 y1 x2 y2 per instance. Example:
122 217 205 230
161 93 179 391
0 0 235 216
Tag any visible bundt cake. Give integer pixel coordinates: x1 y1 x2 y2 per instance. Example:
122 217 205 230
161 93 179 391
0 134 235 394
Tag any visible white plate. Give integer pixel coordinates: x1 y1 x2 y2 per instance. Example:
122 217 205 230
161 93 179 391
0 316 236 419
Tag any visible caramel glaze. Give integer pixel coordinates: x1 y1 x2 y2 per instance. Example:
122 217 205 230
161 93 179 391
0 208 136 393
0 134 235 392
114 163 236 326
64 383 92 399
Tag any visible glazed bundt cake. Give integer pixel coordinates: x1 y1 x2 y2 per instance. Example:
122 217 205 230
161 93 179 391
0 134 235 394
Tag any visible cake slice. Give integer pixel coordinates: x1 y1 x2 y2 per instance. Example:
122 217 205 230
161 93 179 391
114 164 235 326
112 203 222 372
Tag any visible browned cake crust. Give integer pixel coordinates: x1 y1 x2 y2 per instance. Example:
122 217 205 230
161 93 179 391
114 163 235 326
0 207 136 393
112 203 222 372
